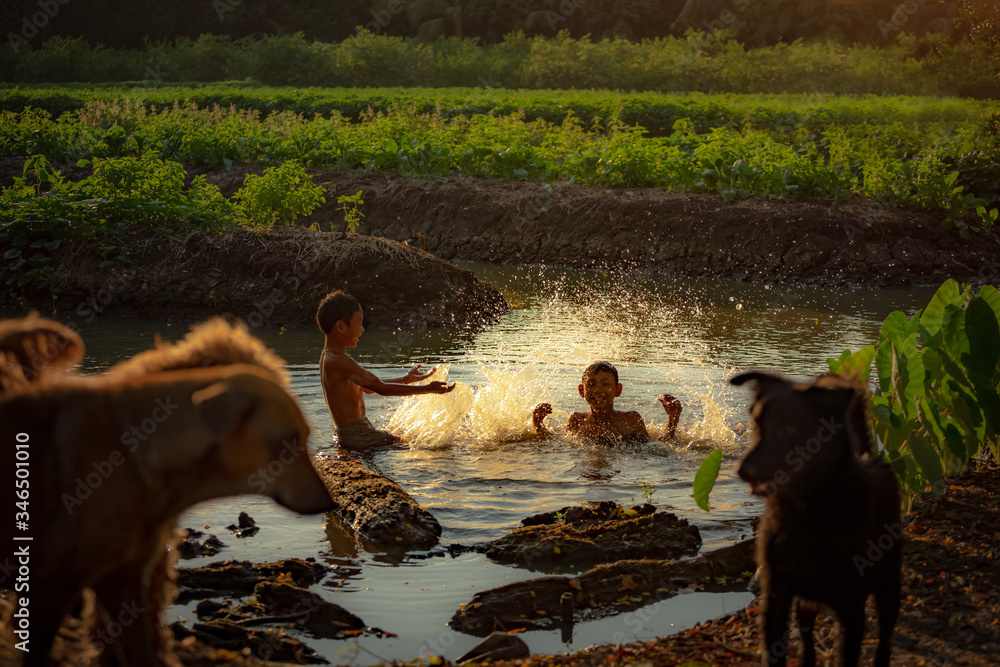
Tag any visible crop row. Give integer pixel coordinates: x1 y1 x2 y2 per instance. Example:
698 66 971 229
1 96 998 232
1 84 995 140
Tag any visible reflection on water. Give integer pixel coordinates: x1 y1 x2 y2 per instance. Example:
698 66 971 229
4 263 938 662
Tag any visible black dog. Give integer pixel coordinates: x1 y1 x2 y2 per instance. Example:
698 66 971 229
732 371 901 667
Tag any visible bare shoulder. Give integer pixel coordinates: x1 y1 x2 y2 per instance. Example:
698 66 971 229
622 410 648 438
567 411 588 430
322 350 358 377
625 410 646 426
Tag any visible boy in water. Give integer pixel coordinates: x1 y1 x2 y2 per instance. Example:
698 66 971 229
318 290 454 451
532 361 682 443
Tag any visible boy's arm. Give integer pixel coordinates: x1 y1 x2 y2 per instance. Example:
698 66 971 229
659 394 682 439
338 355 454 396
383 364 436 385
532 403 553 435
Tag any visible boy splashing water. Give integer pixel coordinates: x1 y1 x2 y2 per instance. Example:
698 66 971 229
317 290 454 451
532 361 682 444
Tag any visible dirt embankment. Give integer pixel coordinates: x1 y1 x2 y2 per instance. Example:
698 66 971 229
302 171 1000 288
0 227 508 330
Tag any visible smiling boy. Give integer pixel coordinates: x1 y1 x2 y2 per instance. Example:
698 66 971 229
532 361 682 443
317 290 454 451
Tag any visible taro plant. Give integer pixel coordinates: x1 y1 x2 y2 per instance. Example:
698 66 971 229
692 279 1000 512
827 279 1000 507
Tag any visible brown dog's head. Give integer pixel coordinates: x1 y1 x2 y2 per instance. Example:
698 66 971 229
731 371 869 498
0 313 83 393
183 367 335 515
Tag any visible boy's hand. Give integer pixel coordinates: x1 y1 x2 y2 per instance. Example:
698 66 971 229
532 403 553 433
533 403 553 420
659 393 682 419
404 365 436 383
426 380 455 394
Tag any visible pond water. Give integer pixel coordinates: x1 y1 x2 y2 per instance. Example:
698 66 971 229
31 264 937 663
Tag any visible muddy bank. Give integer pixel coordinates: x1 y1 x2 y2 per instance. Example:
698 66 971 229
301 171 1000 288
0 226 508 330
451 539 755 636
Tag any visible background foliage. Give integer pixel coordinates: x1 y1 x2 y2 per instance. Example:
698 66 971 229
2 31 998 98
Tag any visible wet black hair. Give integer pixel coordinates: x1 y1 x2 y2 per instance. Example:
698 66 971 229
316 290 362 334
583 360 619 384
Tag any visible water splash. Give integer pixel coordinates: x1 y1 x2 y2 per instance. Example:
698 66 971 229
667 392 739 452
385 367 475 449
384 362 744 454
468 364 551 443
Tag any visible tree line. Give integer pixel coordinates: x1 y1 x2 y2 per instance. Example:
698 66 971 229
2 0 998 51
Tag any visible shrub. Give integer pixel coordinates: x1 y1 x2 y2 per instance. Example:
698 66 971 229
234 160 325 226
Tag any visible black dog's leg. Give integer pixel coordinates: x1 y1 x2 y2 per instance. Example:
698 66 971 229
839 604 865 667
795 600 818 667
873 576 900 667
763 587 792 666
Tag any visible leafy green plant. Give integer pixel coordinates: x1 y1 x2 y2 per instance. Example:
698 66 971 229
337 190 365 234
693 280 1000 513
0 155 84 288
940 170 992 239
828 280 1000 507
639 482 656 504
0 153 239 291
2 87 997 233
234 160 325 227
693 449 723 511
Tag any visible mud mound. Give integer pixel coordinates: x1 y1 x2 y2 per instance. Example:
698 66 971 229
483 501 702 572
303 171 1000 287
0 226 508 330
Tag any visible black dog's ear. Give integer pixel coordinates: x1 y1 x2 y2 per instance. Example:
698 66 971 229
730 371 788 389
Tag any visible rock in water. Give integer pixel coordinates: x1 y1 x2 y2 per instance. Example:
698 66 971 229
254 581 365 638
312 453 442 550
456 631 530 663
483 501 701 571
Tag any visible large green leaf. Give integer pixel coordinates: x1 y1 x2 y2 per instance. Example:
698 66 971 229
871 395 913 453
948 380 985 456
874 338 894 395
977 285 1000 326
880 310 909 345
938 348 973 390
827 345 875 382
918 394 966 469
693 448 723 512
891 333 924 421
966 296 1000 379
920 279 965 347
905 431 944 495
941 303 970 365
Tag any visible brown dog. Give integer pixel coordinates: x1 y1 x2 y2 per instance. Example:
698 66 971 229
732 371 901 667
0 319 335 666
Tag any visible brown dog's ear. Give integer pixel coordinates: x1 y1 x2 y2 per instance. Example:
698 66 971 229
729 371 788 389
0 314 84 385
191 379 259 437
